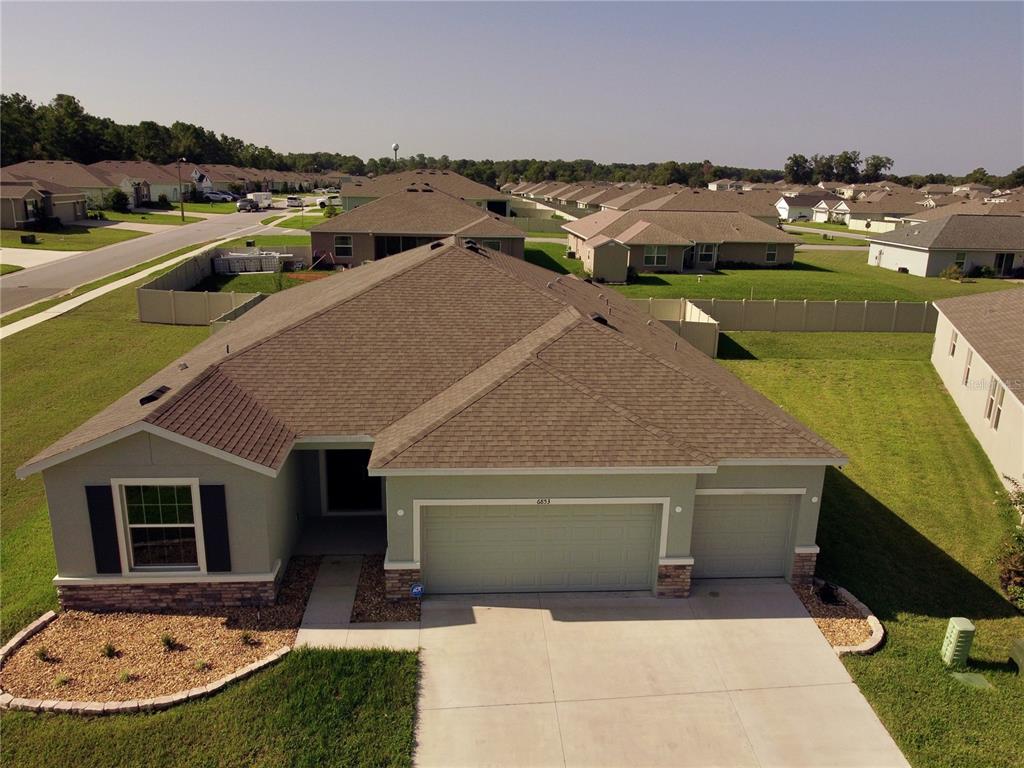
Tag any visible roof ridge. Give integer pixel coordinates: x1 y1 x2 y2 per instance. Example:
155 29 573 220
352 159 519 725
370 309 583 468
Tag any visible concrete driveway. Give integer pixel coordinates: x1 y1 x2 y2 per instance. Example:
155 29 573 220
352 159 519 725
415 580 908 768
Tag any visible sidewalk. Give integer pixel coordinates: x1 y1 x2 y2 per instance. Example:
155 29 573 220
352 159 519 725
0 248 83 270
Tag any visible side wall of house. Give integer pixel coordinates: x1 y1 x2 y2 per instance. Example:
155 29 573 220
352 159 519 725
718 242 796 266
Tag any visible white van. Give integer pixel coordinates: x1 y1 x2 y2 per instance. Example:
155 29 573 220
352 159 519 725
285 195 303 208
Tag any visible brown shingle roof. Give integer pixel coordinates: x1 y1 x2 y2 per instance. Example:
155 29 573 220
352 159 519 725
644 189 780 218
2 160 115 190
867 214 1024 250
935 289 1024 399
308 186 523 238
20 240 843 477
565 210 799 246
341 170 502 201
89 160 181 186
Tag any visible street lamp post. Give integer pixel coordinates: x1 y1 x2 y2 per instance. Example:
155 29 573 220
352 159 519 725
176 158 187 222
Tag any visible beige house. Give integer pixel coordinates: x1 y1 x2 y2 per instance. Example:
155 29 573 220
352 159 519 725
0 173 88 227
2 160 116 207
867 215 1023 277
931 290 1024 488
340 170 510 216
18 239 844 612
91 161 192 203
564 209 799 282
309 184 524 266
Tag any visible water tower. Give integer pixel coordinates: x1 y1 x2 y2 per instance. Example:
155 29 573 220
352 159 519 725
392 143 399 163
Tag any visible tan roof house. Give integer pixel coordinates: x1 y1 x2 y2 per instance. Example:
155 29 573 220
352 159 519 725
564 209 799 282
91 160 191 204
931 289 1024 489
866 214 1024 277
2 160 116 206
340 170 510 216
18 238 844 612
646 189 781 224
309 184 525 266
0 171 88 227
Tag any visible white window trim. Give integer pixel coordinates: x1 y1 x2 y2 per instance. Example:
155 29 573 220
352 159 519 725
985 379 1005 429
948 329 958 357
962 349 973 386
110 478 207 575
698 243 716 262
765 244 778 263
334 234 353 258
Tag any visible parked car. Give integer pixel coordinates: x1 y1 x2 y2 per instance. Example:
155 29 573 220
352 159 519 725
317 194 342 209
285 196 303 207
236 198 259 212
203 191 234 202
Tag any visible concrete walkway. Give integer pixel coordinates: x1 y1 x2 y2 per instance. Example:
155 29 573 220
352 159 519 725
0 248 83 270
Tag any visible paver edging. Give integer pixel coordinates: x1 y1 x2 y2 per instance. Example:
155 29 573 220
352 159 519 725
0 610 290 715
812 577 886 656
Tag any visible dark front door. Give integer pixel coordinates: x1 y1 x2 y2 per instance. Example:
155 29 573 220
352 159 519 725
683 246 695 270
325 450 382 513
994 252 1015 276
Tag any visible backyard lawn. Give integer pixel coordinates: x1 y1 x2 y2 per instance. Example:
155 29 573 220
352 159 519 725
192 272 306 294
793 231 868 246
220 234 310 250
784 221 865 235
723 332 1024 768
1 648 419 768
0 225 147 251
98 210 202 226
181 201 237 214
1 264 24 275
275 212 331 230
525 242 585 276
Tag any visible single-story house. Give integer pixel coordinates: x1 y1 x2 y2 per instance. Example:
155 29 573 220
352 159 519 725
919 183 953 197
17 238 845 612
170 164 250 194
931 289 1023 489
843 194 924 232
564 209 799 282
90 161 192 203
866 214 1023 277
648 189 781 225
707 179 741 191
900 197 1024 225
953 183 993 197
309 184 525 266
600 186 683 212
2 160 116 207
340 171 510 216
775 194 833 222
0 172 88 227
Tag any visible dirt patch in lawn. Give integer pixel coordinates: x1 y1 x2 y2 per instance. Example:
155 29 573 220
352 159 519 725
288 271 332 283
350 554 420 623
794 584 872 648
0 557 319 701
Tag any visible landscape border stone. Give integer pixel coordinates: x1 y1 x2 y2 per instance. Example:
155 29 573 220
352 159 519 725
0 611 290 715
813 577 886 656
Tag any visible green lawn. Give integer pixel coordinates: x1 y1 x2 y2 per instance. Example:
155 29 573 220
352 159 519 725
192 272 305 294
97 210 202 226
220 234 310 250
525 242 585 276
180 201 237 214
723 332 1024 768
794 232 868 246
526 230 567 238
785 221 863 235
0 241 218 327
1 264 24 275
0 225 148 251
614 250 1016 301
275 213 331 230
260 214 285 225
1 648 418 768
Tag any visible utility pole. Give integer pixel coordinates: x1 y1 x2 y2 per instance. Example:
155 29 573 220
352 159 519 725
176 158 187 221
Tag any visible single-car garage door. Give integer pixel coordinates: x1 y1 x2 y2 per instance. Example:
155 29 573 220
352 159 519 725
691 495 794 578
422 502 660 593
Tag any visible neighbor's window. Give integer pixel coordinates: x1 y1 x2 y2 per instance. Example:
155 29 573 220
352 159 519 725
698 243 716 262
334 235 353 259
985 380 1005 430
481 240 502 251
955 252 966 269
643 245 668 267
948 329 958 357
962 349 973 386
122 484 199 568
765 244 778 263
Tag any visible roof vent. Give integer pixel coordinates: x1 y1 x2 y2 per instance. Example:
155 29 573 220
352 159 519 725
178 362 188 371
430 241 444 250
139 385 170 406
589 312 609 326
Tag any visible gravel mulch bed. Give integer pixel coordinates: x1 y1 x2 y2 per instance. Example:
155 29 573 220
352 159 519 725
793 583 871 648
350 554 420 623
0 556 319 702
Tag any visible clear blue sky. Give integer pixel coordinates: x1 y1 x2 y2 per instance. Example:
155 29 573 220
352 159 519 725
2 1 1021 175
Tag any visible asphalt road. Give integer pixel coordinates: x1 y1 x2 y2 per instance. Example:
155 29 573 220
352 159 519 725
0 212 269 313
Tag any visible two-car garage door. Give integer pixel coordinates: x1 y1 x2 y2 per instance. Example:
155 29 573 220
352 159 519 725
422 502 660 593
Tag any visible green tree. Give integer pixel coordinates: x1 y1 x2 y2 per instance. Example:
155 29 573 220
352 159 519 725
0 93 39 165
833 150 862 183
810 153 837 183
862 154 894 182
784 154 812 184
37 93 92 160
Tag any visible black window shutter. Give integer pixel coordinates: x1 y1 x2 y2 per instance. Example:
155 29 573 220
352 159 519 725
200 485 231 572
85 485 122 574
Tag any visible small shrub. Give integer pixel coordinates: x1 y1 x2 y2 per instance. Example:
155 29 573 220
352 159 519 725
939 264 963 281
323 204 338 218
102 189 131 213
996 476 1024 611
160 633 177 652
34 646 51 663
156 193 170 209
967 264 996 279
54 674 70 688
100 642 116 659
240 630 260 647
194 659 212 672
119 670 138 684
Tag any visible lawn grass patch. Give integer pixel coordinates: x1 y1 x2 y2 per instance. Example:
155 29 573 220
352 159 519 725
192 272 304 294
260 214 285 225
0 241 218 327
275 213 330 230
219 234 311 250
180 201 237 214
1 264 24 275
1 226 147 251
98 210 202 226
613 250 1015 301
723 332 1024 768
794 232 868 246
525 230 567 238
525 242 585 277
785 221 863 234
1 648 419 768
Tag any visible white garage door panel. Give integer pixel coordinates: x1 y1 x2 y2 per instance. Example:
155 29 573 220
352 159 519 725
422 503 659 593
691 495 794 578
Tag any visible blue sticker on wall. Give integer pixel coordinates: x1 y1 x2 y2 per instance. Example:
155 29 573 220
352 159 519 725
410 583 424 598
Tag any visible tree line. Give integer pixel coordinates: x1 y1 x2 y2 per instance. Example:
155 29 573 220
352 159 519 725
2 93 1021 191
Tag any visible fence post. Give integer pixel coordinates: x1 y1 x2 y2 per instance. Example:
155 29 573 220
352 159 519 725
679 297 685 323
862 300 869 331
771 299 777 331
832 300 838 331
648 297 653 316
891 300 899 332
922 302 930 332
169 290 176 325
802 299 808 331
741 298 747 331
205 291 211 324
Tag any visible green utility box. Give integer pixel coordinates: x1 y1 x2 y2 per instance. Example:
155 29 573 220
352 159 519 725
941 617 975 667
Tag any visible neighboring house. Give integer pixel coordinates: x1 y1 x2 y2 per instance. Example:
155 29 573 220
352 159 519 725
340 170 510 216
17 238 844 612
901 197 1024 224
647 189 781 224
931 289 1024 489
170 164 250 194
2 160 116 207
866 214 1023 277
90 161 192 203
843 195 923 232
776 194 829 221
309 184 524 265
0 172 88 227
953 183 993 197
707 179 741 191
600 186 682 211
564 209 799 282
919 183 953 197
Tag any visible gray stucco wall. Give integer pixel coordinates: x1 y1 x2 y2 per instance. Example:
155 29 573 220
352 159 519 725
41 432 286 577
